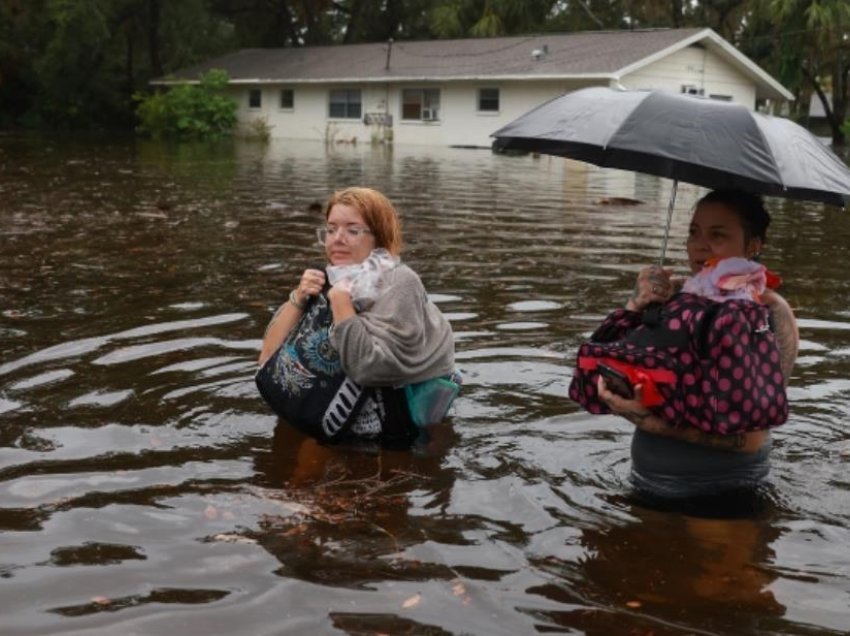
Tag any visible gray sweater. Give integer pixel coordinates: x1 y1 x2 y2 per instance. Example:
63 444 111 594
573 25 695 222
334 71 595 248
330 264 455 386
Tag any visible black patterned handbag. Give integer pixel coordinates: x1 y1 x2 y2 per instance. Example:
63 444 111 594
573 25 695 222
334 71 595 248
255 291 417 446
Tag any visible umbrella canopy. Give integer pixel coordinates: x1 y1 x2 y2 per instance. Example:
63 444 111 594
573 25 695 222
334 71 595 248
492 87 850 208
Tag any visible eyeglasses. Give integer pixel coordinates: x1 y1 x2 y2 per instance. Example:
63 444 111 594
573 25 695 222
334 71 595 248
316 225 373 244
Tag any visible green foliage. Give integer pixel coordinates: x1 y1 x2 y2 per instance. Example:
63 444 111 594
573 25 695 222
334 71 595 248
0 0 848 142
428 0 557 38
134 69 237 139
742 0 850 143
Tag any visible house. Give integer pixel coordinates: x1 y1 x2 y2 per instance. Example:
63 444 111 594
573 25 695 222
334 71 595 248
807 91 833 138
154 28 793 148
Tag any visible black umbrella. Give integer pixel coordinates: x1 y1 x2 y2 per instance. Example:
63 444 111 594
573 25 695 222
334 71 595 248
492 87 850 259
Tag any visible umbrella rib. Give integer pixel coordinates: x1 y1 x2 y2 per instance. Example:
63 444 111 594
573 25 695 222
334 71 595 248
749 115 786 191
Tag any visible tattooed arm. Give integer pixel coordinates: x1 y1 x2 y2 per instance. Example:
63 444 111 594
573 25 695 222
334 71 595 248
596 377 767 454
761 289 799 386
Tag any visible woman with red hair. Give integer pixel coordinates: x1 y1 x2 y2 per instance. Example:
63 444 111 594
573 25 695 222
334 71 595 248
257 187 457 446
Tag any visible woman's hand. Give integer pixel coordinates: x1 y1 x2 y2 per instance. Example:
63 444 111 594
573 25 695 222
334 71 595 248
596 376 659 432
295 268 326 306
327 278 353 304
626 265 674 312
597 376 766 452
328 281 356 324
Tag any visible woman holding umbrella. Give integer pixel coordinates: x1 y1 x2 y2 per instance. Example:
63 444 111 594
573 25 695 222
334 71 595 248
589 189 799 501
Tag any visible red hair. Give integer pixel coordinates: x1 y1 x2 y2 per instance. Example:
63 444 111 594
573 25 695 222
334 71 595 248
324 187 403 256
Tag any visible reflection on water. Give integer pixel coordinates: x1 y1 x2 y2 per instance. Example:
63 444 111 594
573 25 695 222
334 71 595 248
1 134 850 635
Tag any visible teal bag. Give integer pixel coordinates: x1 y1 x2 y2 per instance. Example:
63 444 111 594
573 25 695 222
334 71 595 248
404 377 460 427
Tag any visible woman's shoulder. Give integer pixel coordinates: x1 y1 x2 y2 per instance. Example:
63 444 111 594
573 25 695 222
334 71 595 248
761 288 799 381
761 289 796 322
387 263 425 288
391 262 418 278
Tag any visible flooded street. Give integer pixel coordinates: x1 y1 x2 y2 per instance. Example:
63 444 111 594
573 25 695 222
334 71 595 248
1 133 850 635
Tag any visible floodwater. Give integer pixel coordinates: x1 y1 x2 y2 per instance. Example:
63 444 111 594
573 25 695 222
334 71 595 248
1 133 850 636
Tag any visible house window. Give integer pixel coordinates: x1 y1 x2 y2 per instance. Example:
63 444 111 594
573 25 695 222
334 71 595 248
402 89 440 121
329 89 361 118
709 94 733 102
248 89 262 109
681 85 704 96
280 89 294 109
478 88 500 112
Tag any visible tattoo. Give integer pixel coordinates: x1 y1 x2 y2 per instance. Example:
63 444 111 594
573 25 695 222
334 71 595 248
767 298 799 385
629 411 752 451
692 430 747 450
622 409 652 425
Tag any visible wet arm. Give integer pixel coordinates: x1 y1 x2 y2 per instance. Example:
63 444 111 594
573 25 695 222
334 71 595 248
258 295 304 367
620 407 766 453
762 290 799 384
258 269 326 367
598 377 766 454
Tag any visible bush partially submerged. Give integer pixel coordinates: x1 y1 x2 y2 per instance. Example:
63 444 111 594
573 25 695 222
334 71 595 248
135 69 237 139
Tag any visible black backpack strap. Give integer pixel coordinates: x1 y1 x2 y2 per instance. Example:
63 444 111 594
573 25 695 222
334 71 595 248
375 387 419 448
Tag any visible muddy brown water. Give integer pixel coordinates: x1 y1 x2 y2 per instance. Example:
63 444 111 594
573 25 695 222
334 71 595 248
1 133 849 635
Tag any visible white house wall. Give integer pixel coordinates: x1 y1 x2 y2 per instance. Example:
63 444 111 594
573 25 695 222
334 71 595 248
621 45 756 108
229 48 758 147
231 80 598 147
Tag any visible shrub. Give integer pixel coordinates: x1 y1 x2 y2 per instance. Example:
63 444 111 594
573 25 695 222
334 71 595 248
134 69 237 140
245 115 273 141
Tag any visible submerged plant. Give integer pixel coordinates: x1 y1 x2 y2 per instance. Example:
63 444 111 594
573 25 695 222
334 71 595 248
134 69 238 140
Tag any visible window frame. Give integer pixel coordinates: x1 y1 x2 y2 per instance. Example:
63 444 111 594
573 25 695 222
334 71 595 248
248 88 262 109
401 88 441 122
477 87 500 113
328 89 362 119
279 88 294 110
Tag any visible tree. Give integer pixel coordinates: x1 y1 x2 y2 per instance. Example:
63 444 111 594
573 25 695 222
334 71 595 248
0 0 50 126
0 0 234 129
428 0 558 38
3 0 849 140
134 68 238 139
749 0 850 145
690 0 750 38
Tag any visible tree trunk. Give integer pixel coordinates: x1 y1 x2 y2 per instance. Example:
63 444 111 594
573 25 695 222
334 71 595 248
670 0 682 27
126 24 135 96
147 0 163 78
830 57 849 146
270 0 300 46
802 64 845 146
342 0 363 44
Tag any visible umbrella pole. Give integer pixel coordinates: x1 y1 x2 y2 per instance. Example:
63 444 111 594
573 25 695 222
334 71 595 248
658 179 678 266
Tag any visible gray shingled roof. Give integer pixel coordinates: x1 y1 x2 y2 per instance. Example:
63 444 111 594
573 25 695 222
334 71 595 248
159 28 708 83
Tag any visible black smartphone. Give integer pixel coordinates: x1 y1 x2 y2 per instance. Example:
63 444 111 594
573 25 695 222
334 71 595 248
597 363 634 399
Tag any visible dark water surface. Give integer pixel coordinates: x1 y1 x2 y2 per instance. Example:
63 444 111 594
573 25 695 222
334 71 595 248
2 134 850 635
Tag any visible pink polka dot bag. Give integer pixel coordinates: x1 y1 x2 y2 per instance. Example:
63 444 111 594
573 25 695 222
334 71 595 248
568 292 789 435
